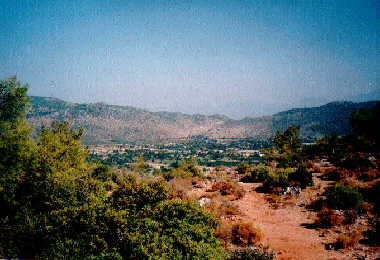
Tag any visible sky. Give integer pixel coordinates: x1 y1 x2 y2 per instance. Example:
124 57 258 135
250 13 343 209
1 0 379 118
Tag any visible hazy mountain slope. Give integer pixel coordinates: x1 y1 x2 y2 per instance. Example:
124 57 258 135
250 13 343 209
27 96 378 144
271 101 378 140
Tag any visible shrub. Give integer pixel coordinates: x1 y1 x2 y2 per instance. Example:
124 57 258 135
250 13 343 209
325 184 363 210
262 168 292 192
315 207 343 228
167 177 193 200
111 175 170 213
338 154 372 170
343 210 359 225
356 168 379 182
288 164 313 188
249 165 272 182
360 181 380 216
236 162 250 175
211 181 246 200
226 247 275 260
335 231 361 249
202 196 241 217
321 167 350 181
364 218 380 246
231 222 263 247
163 159 205 180
126 201 225 259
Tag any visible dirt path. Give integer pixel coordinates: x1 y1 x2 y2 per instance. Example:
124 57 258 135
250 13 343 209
233 182 344 260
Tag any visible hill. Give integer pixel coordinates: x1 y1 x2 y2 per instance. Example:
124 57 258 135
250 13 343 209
26 96 378 144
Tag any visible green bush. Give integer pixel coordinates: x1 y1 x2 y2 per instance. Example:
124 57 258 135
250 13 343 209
227 247 275 260
236 162 250 175
261 168 293 191
163 158 204 181
288 164 313 188
338 154 372 170
325 184 363 210
249 165 272 182
125 201 225 259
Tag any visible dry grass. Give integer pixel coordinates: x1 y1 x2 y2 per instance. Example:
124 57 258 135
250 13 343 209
356 168 379 182
202 195 241 217
315 207 344 228
214 220 232 246
231 221 263 247
322 168 351 181
210 180 246 200
335 231 361 249
312 165 322 173
168 177 194 199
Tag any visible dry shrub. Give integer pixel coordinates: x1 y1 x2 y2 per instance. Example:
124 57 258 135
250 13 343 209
211 181 246 200
343 210 359 225
321 161 330 167
322 168 351 181
215 220 232 245
335 231 361 249
266 194 282 209
215 165 228 172
202 195 241 217
207 171 227 181
191 177 206 188
357 168 379 182
231 221 263 247
315 207 343 228
356 202 373 215
312 165 321 173
168 177 193 199
306 160 314 169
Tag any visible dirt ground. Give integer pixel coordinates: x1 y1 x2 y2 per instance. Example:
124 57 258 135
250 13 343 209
229 177 380 260
192 170 380 260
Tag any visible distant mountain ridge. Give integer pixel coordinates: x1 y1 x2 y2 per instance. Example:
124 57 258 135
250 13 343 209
27 96 378 144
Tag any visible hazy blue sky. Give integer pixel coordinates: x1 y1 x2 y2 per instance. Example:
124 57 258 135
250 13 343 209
1 0 379 118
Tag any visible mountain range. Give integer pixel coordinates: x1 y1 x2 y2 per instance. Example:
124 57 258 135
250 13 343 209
26 96 378 144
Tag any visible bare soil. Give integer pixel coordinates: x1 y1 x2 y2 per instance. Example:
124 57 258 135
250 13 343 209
193 168 380 259
228 173 380 260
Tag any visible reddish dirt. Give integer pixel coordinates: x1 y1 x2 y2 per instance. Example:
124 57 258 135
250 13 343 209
229 172 380 260
233 182 342 260
191 165 380 259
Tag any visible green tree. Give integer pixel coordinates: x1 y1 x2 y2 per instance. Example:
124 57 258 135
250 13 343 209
350 102 380 148
0 77 225 259
265 125 302 167
0 76 29 131
273 125 301 153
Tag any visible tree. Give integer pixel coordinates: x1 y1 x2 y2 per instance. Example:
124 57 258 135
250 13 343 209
0 77 225 259
0 76 29 132
350 102 380 149
265 125 302 167
273 125 301 153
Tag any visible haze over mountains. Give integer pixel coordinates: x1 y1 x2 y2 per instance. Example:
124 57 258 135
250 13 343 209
27 96 378 145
